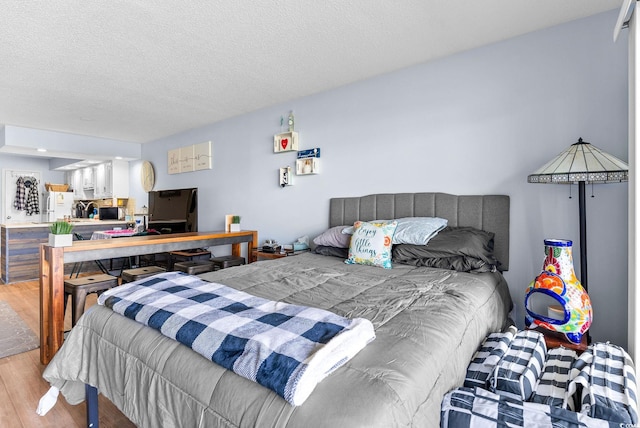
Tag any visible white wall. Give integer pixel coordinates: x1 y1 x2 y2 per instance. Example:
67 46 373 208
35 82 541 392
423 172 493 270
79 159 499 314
133 11 629 347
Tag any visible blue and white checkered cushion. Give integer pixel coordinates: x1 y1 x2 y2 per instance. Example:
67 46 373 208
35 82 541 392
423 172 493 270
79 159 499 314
567 342 638 424
531 346 578 410
464 326 517 389
441 387 611 428
489 329 547 401
450 331 640 427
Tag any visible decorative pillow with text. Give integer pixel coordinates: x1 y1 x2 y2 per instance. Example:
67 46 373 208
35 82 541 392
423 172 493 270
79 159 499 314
345 220 398 269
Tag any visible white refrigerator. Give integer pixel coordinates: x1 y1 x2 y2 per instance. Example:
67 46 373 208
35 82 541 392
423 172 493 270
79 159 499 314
45 191 74 222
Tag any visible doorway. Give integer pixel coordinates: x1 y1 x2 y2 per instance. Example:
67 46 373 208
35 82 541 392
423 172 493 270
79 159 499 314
2 169 42 224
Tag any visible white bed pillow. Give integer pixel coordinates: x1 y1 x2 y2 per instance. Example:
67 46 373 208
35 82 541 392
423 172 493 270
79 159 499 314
343 217 447 246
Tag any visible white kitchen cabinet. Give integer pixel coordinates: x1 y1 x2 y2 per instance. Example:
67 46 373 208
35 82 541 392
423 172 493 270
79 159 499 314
64 160 129 200
94 160 128 198
94 163 106 198
82 166 94 190
64 171 73 192
65 169 85 199
104 162 113 196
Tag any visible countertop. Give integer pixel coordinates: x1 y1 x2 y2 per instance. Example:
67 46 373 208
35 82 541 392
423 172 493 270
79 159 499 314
1 220 127 228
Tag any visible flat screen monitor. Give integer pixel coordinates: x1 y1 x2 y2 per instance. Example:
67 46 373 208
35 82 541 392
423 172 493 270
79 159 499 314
148 188 198 233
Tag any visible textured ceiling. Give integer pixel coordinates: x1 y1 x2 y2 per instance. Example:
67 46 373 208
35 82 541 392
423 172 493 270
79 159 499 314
0 0 623 148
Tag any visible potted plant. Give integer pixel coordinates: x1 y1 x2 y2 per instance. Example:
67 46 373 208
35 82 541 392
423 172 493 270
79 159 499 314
48 221 74 247
230 215 241 232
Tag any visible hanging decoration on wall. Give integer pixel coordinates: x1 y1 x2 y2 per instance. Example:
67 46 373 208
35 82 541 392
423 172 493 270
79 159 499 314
141 161 155 192
288 111 295 131
274 131 299 153
180 146 194 173
168 149 180 174
296 148 320 175
168 141 213 174
274 111 320 185
194 141 212 170
274 110 298 153
279 166 293 188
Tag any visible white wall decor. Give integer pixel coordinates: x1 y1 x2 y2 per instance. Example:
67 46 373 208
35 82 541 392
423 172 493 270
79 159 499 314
194 141 212 171
296 148 320 175
274 131 299 153
168 149 180 175
168 142 212 174
279 166 293 187
180 146 194 173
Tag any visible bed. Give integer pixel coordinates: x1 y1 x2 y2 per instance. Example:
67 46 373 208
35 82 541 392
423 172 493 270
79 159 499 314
42 192 512 427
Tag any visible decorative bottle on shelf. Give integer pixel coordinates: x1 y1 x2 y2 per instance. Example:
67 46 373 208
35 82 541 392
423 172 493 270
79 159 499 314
524 239 592 344
288 111 294 132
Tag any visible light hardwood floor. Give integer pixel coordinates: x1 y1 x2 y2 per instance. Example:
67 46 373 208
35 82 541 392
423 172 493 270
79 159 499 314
0 279 136 427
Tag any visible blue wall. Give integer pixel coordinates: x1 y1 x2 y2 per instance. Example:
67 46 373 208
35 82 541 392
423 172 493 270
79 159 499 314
132 10 629 347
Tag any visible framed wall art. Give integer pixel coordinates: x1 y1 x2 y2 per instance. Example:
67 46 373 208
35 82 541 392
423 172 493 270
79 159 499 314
168 141 213 174
180 146 194 173
168 149 180 175
194 141 212 171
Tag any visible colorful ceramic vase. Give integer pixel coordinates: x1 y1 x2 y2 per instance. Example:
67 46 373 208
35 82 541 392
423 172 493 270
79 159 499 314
524 239 592 344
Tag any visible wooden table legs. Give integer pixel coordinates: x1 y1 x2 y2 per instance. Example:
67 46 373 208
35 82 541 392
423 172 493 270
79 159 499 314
40 245 65 364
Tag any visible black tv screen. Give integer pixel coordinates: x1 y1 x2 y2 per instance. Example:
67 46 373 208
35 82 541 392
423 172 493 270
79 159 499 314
148 188 198 233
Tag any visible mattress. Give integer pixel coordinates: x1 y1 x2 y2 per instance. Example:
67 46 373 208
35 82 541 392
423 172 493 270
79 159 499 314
43 252 512 427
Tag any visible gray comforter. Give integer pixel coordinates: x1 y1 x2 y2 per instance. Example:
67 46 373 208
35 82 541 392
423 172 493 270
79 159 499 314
43 253 512 427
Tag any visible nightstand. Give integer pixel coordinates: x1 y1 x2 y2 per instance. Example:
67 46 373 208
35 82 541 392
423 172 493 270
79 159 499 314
532 327 588 354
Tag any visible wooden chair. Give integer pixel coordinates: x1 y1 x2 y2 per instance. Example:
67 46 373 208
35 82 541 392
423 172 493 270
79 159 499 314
64 274 119 326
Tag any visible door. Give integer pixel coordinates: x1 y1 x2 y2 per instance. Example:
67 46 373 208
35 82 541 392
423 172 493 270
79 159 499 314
3 169 42 224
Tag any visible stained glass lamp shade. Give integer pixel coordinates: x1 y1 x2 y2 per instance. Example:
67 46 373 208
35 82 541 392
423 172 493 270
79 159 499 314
527 137 628 291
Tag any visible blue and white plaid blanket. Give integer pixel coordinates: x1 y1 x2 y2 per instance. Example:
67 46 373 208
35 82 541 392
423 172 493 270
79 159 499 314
97 271 375 406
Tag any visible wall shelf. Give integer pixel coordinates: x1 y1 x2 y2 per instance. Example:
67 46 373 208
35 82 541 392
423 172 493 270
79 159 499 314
273 132 299 153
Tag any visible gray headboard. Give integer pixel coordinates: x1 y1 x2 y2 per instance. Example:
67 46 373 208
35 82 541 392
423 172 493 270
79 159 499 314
329 193 510 271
